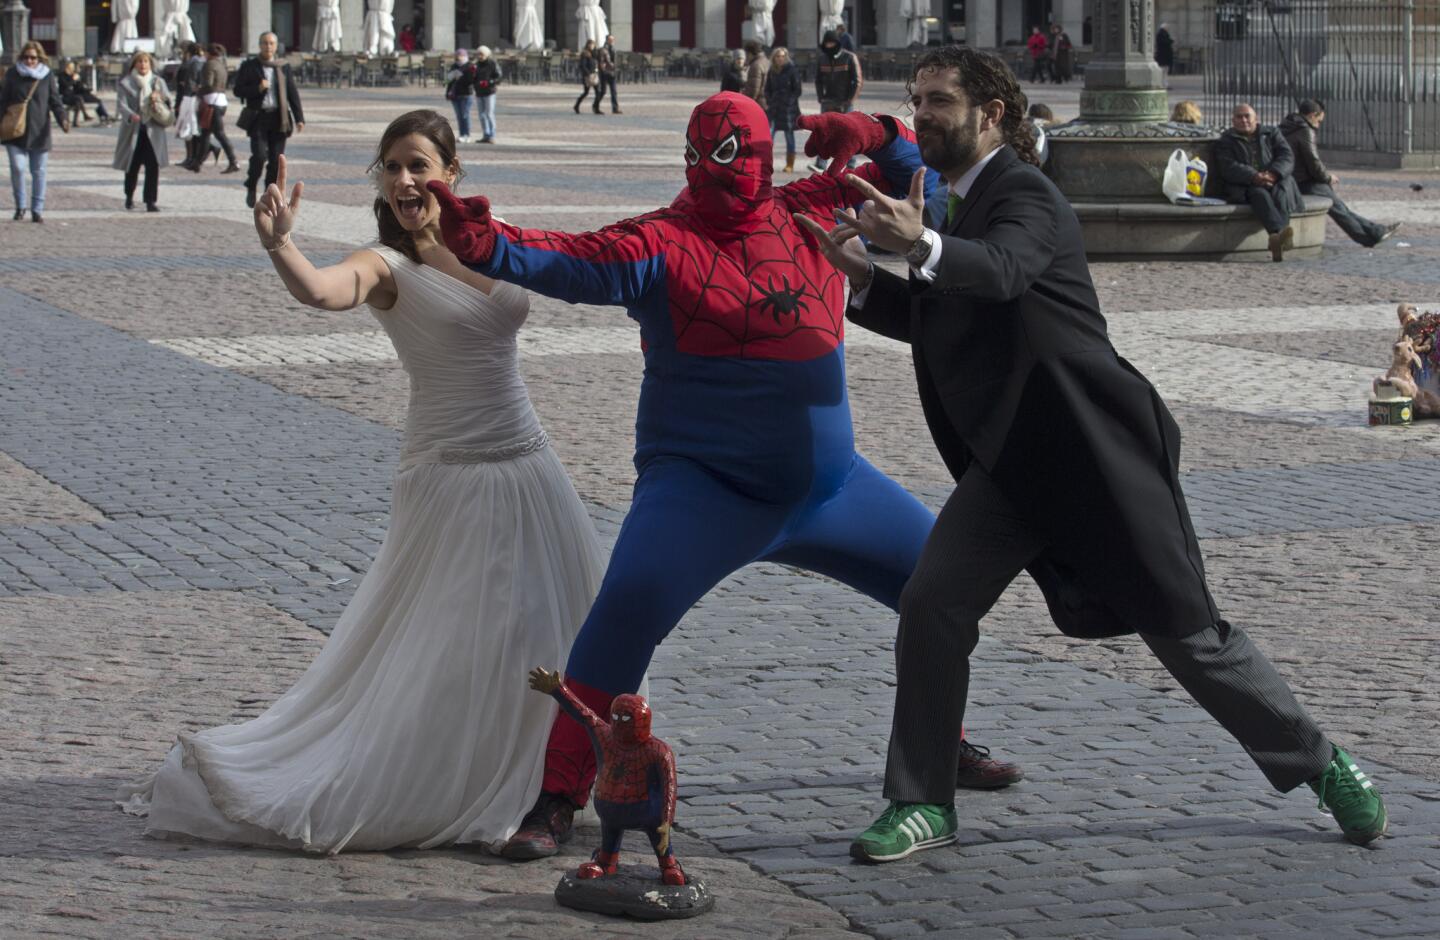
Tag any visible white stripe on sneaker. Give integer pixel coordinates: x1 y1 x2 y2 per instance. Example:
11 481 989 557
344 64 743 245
913 813 934 840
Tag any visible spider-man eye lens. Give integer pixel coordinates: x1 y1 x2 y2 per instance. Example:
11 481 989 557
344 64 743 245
614 713 631 721
709 133 740 165
684 141 701 166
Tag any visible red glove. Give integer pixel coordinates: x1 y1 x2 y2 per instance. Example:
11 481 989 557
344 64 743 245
426 181 496 265
796 112 889 177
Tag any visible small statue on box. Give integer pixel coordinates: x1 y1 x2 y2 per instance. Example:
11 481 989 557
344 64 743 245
527 668 686 885
1387 304 1440 418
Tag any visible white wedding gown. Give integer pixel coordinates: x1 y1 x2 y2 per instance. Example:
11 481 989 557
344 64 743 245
118 246 605 853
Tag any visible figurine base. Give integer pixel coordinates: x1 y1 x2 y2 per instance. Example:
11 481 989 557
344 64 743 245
554 866 714 920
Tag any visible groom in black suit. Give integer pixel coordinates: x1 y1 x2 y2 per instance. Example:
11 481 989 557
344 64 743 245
797 46 1387 863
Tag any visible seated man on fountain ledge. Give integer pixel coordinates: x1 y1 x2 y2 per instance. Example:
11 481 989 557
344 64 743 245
1214 103 1302 262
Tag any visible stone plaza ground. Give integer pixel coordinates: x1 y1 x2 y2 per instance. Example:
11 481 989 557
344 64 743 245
2 76 1439 938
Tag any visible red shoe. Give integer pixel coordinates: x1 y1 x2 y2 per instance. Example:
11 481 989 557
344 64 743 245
956 739 1023 790
658 855 687 886
499 793 576 860
577 850 620 879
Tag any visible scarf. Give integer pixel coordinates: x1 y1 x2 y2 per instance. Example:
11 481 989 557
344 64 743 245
17 62 50 81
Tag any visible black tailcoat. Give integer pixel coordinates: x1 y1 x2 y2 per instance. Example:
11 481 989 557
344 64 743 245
849 145 1218 639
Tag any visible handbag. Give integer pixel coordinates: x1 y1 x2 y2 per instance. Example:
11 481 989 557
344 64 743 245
198 100 214 131
236 105 257 133
146 91 176 128
584 71 598 88
0 78 39 143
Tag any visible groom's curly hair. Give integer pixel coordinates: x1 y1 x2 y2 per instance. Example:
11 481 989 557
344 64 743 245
907 46 1038 168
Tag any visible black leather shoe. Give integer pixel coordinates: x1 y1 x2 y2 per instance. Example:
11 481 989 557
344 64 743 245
146 203 160 213
245 185 257 209
11 209 23 221
31 213 42 224
222 163 241 174
499 792 576 860
124 196 134 211
956 739 1024 790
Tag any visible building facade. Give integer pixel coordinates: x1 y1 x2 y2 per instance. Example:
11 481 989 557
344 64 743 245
19 0 1224 60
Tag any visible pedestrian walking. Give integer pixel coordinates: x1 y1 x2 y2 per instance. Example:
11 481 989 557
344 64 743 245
235 31 305 209
812 30 861 171
193 43 240 174
175 42 209 170
719 50 745 93
445 48 477 142
1 41 69 223
473 46 502 142
112 51 171 214
1026 26 1049 83
1050 25 1074 83
1155 23 1175 83
765 46 802 172
58 58 112 125
600 34 622 114
802 46 1389 862
1281 100 1400 248
574 40 603 114
741 40 770 110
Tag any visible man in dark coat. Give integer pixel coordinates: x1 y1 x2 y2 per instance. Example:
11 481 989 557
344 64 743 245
234 31 304 208
796 46 1387 863
1214 103 1301 261
1281 99 1399 248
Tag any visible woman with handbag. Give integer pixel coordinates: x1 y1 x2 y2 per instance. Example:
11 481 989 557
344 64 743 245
573 40 602 115
192 44 239 175
1 41 70 224
113 51 173 213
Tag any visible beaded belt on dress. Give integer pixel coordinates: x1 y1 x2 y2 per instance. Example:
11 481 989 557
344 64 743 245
403 430 550 468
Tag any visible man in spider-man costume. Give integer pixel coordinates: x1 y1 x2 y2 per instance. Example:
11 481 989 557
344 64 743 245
427 92 1022 860
528 667 686 885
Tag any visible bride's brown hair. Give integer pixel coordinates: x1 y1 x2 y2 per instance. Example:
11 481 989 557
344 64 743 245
369 110 465 263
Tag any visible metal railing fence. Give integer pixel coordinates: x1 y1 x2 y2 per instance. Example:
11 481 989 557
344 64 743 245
1203 0 1440 155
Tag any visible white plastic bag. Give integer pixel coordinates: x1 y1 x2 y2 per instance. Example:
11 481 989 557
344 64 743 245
1162 149 1209 203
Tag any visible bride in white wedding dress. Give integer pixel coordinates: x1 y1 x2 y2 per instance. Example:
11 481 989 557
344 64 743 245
117 111 605 853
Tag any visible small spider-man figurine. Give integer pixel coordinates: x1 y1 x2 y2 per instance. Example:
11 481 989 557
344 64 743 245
528 667 685 886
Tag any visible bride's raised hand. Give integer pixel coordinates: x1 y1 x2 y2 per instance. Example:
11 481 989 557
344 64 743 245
255 154 304 249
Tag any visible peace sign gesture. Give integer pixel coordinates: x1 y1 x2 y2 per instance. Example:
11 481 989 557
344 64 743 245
255 154 305 249
834 167 930 254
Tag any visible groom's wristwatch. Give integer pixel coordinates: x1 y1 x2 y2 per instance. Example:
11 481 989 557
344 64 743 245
904 229 935 269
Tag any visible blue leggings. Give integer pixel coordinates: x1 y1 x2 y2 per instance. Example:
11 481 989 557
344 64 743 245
565 454 935 693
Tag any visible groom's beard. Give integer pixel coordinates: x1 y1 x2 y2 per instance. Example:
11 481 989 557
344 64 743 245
919 109 982 178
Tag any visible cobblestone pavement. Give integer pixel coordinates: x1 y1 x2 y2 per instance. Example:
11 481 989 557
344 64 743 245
3 80 1439 939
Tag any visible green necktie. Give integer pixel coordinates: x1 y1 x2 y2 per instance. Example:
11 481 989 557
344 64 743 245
946 191 964 227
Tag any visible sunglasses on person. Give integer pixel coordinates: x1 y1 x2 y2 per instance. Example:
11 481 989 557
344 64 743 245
20 53 39 61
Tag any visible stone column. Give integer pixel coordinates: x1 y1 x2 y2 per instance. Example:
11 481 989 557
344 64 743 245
608 0 632 50
339 0 364 52
57 0 86 58
241 0 271 53
787 0 816 49
1080 0 1166 121
1056 0 1085 40
1 0 29 66
697 0 725 49
426 0 455 50
875 0 908 48
475 0 502 46
967 0 997 49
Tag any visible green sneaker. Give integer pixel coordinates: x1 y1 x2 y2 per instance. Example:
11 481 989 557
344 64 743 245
1308 745 1387 845
850 801 957 863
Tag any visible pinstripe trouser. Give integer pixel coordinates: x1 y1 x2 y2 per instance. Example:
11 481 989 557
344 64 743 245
883 465 1333 805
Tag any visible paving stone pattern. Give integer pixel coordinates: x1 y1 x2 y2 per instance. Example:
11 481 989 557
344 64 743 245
2 81 1439 938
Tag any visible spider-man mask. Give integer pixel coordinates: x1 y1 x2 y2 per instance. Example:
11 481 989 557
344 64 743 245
610 694 653 745
682 93 774 236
